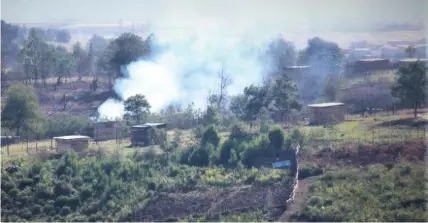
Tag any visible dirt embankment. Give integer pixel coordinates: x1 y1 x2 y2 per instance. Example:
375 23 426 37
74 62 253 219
309 140 426 167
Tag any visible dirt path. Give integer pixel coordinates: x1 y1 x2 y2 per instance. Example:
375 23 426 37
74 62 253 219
276 176 318 222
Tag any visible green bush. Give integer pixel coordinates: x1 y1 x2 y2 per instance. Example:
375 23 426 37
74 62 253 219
201 125 220 147
188 147 210 167
219 139 236 165
268 124 285 150
298 164 323 180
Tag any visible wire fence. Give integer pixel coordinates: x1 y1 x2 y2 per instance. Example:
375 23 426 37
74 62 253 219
0 134 132 157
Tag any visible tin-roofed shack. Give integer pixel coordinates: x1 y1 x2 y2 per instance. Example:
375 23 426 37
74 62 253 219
93 121 119 141
308 102 346 125
353 58 391 73
284 65 310 81
53 135 90 154
131 123 166 147
1 136 20 147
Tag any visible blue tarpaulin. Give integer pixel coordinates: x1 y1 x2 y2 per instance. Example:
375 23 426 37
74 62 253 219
272 160 291 168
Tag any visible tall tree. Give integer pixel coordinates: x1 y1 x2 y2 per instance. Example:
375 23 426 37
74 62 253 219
123 94 151 124
55 29 71 43
54 47 75 85
1 83 43 136
265 36 296 72
72 42 90 78
270 72 301 122
299 37 343 74
405 45 417 58
21 28 44 84
39 43 56 86
323 74 341 101
391 61 427 118
105 33 151 78
216 68 232 112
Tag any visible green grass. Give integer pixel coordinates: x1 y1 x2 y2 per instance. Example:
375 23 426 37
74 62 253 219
296 162 427 222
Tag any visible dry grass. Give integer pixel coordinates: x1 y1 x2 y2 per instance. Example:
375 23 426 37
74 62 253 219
300 110 427 150
1 129 231 161
341 70 395 89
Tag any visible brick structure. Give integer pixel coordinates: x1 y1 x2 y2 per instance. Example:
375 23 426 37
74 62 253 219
53 135 90 153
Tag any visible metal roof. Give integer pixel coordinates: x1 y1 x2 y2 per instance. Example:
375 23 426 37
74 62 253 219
357 58 389 62
399 58 428 62
53 135 90 140
132 123 166 128
285 65 310 69
307 102 344 108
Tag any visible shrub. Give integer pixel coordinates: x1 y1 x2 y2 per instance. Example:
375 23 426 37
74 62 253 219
219 139 236 165
201 125 220 147
298 164 323 180
268 125 285 150
188 147 210 167
229 123 249 142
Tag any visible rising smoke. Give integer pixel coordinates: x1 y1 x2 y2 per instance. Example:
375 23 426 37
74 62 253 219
97 25 286 120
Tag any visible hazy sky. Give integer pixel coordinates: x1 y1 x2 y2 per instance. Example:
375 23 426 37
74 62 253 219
1 0 426 30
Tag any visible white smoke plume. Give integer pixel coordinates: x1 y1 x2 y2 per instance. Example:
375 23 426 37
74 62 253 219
97 18 304 120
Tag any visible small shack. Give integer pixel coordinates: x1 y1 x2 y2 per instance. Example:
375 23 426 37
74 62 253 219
93 121 119 141
131 123 166 147
353 58 391 73
1 136 20 147
308 102 346 125
53 135 90 154
284 65 310 81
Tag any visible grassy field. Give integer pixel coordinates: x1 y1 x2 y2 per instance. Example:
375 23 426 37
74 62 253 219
0 129 231 161
299 111 427 150
341 70 395 89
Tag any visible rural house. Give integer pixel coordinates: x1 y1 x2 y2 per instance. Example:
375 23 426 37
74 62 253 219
130 123 166 147
308 102 346 125
53 135 90 154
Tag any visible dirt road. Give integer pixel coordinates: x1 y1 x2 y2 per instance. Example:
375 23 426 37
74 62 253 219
276 176 318 222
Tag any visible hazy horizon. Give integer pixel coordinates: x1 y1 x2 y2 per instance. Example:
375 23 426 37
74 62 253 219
2 0 427 32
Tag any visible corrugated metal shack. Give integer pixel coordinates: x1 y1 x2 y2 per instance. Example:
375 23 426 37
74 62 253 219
353 58 391 73
93 121 119 141
284 65 310 81
53 135 90 153
131 123 166 147
1 136 20 147
308 102 346 125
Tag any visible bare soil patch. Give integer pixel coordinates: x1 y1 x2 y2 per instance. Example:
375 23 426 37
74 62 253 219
309 140 426 167
132 182 293 221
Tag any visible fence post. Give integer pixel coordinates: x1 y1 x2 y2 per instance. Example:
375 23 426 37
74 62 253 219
26 133 29 154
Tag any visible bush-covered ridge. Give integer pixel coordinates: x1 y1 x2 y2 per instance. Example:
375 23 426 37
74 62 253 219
296 162 428 222
1 124 300 222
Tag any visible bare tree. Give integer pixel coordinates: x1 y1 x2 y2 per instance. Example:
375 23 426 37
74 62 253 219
405 45 417 58
216 67 232 112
